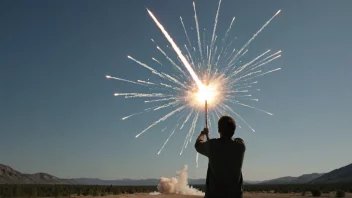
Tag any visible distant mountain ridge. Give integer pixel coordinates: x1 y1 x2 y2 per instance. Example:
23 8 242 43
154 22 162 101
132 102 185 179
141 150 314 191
1 163 352 185
260 173 324 184
0 164 204 185
310 163 352 184
0 164 70 184
66 178 160 186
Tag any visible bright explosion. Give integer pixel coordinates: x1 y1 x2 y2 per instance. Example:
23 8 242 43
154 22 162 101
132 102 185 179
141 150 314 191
106 0 281 156
197 85 216 103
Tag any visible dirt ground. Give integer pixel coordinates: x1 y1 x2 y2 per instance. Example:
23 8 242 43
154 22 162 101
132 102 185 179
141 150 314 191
74 192 352 198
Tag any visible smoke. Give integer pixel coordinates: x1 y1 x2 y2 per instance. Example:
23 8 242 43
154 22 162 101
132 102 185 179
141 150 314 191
155 165 204 196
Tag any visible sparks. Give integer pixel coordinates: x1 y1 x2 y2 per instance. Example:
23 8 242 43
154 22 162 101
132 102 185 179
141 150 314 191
107 1 282 155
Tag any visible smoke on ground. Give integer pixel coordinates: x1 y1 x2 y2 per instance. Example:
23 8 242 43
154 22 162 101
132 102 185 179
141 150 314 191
155 165 204 196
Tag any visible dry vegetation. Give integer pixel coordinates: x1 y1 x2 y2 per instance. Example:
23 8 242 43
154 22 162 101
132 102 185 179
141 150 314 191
1 184 352 198
72 192 352 198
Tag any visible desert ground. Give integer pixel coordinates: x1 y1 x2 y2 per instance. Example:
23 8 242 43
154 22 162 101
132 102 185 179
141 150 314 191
73 192 352 198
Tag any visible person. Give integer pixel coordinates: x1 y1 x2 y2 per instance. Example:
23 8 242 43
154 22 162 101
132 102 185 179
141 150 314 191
195 115 246 198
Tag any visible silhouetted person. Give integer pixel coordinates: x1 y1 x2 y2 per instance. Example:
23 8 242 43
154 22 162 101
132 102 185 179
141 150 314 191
195 115 245 198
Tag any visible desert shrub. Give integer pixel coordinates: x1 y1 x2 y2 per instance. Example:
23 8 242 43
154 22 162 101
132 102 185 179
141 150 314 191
112 188 120 195
53 188 60 198
2 186 14 197
82 190 89 196
311 189 322 197
127 188 135 194
29 186 38 197
336 190 345 197
105 185 112 194
92 188 99 196
76 187 81 196
301 191 306 196
13 185 23 197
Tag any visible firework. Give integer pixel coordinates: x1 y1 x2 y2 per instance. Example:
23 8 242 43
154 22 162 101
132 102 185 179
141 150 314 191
107 1 281 155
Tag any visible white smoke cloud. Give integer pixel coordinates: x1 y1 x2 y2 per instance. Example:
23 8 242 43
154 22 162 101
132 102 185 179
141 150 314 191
149 191 161 195
155 165 204 196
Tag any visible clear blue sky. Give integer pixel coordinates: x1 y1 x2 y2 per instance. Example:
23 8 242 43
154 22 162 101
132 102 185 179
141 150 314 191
1 0 351 181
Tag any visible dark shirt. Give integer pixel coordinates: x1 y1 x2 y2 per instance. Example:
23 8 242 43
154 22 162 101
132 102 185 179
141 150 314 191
195 137 246 198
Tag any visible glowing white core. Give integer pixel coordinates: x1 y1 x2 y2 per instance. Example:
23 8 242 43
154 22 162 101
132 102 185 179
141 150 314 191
197 85 215 103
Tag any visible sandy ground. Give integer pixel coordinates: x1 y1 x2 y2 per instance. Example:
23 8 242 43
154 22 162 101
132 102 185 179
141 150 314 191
73 192 352 198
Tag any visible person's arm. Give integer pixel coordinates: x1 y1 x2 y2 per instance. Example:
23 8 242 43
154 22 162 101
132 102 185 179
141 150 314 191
195 128 210 157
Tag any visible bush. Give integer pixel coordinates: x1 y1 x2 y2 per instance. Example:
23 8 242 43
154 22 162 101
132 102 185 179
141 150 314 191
311 189 322 197
13 185 22 197
77 188 81 196
92 188 99 196
82 190 89 196
29 186 38 198
336 190 345 197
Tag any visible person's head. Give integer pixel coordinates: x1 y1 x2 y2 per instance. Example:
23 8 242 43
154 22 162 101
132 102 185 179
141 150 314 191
218 115 236 138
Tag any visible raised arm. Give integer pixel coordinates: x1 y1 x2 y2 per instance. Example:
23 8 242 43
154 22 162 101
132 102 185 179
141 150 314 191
195 128 210 157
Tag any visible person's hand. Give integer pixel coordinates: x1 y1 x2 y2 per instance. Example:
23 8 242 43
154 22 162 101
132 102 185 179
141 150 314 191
201 128 209 136
202 128 210 140
201 128 209 135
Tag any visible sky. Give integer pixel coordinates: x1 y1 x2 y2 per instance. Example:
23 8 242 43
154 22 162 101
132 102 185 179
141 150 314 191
1 0 352 181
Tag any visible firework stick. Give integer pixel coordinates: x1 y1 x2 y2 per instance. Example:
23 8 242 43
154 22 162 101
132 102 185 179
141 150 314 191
205 100 210 141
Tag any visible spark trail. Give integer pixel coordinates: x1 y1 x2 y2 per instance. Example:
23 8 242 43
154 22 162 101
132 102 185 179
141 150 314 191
147 9 202 88
208 0 222 73
193 2 203 63
107 1 282 155
106 75 144 86
158 124 179 155
180 17 192 49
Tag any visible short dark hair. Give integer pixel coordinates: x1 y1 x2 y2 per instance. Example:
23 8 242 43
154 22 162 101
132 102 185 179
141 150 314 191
218 115 236 137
